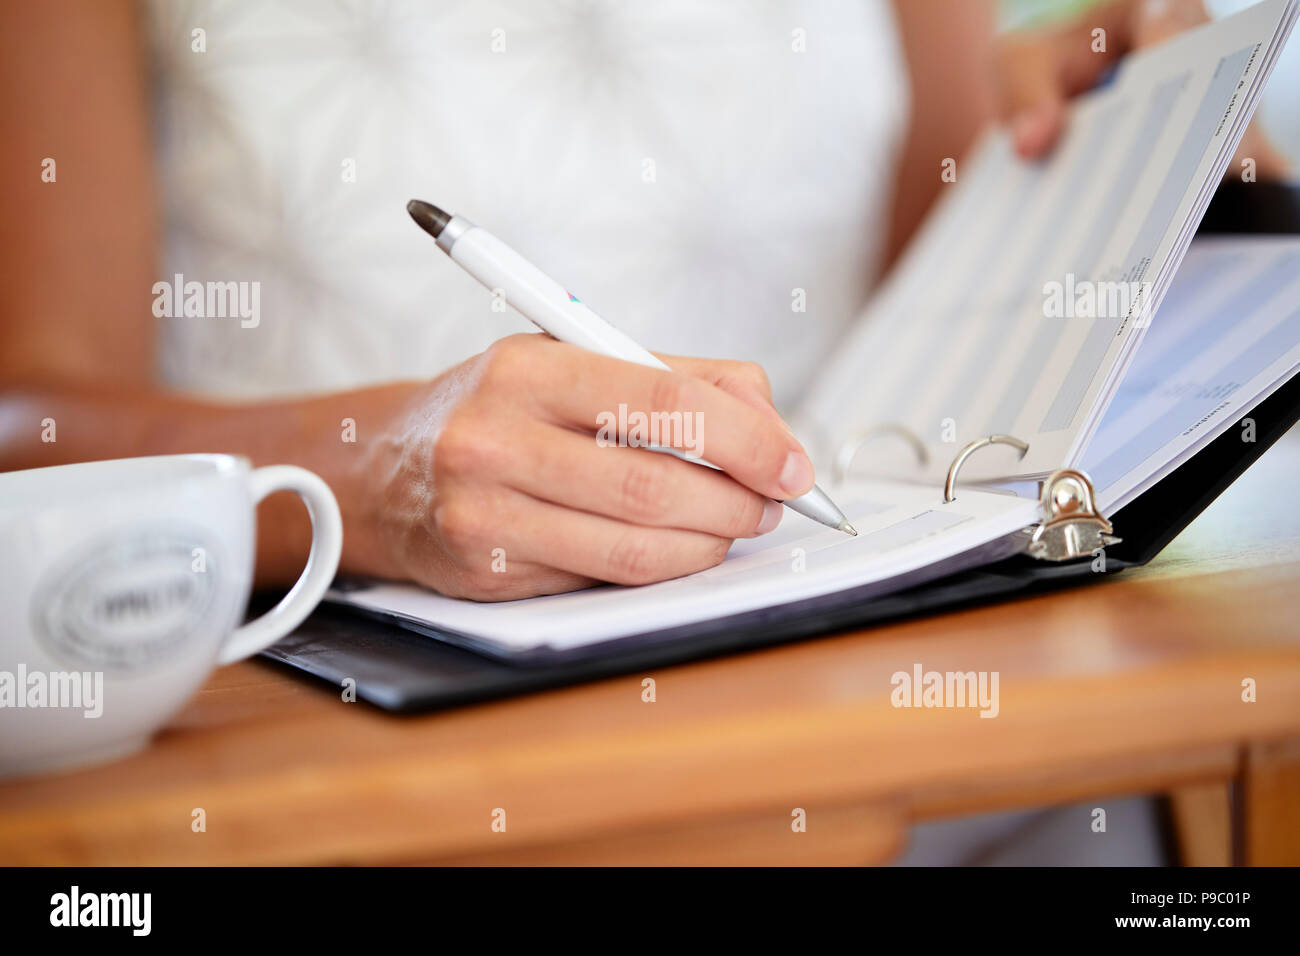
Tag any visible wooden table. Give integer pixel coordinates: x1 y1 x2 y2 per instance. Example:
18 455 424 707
3 432 1299 866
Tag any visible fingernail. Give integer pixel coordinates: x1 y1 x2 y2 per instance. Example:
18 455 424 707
756 499 783 535
779 451 815 498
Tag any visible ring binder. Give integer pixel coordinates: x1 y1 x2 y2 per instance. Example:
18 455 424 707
942 435 1029 503
832 424 929 485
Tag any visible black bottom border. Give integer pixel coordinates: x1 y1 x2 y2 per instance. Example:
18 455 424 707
1 864 1290 941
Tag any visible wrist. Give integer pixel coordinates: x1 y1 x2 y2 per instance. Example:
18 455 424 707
246 380 428 587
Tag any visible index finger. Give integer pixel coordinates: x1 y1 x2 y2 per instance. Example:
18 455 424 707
540 343 816 502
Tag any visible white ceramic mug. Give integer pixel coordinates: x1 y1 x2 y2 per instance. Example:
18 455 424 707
0 454 342 777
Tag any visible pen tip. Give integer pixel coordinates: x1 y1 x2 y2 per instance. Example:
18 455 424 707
407 199 451 239
839 521 858 537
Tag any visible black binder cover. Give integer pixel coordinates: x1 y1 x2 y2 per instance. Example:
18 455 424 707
260 183 1300 712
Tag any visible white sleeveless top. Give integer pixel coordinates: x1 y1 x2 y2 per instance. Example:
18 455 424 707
146 1 907 407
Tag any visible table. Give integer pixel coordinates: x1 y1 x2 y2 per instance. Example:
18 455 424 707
3 431 1298 866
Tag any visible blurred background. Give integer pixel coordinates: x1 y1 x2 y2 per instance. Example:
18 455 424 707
1002 0 1300 173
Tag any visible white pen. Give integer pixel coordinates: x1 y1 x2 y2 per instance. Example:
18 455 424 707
407 199 856 536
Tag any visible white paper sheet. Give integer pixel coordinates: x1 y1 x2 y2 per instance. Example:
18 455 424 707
331 481 1040 656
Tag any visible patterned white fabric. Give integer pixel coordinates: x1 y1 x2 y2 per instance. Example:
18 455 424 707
147 0 907 407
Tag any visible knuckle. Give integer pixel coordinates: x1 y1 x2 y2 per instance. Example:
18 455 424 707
702 536 731 568
605 532 662 585
618 459 670 522
479 334 534 386
648 370 686 415
433 498 485 554
735 361 772 394
726 490 765 536
433 414 490 478
715 361 772 401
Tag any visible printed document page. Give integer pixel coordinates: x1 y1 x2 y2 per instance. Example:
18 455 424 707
1084 236 1300 512
797 0 1297 484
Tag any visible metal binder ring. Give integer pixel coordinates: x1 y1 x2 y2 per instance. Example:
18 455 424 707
943 435 1029 502
833 425 929 485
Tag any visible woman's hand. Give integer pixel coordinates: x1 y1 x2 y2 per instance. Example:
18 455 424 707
996 0 1288 177
352 334 811 601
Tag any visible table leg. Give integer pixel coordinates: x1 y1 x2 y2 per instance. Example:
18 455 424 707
1235 736 1300 866
1167 782 1232 866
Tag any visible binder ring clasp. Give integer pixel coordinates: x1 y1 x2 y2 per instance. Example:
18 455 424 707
833 424 929 485
943 435 1029 502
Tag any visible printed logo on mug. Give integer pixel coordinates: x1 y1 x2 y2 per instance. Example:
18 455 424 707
33 525 225 675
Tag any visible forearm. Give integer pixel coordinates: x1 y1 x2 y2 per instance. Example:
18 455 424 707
0 381 421 585
883 0 998 270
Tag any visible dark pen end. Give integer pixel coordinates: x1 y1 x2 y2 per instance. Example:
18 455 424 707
407 199 451 239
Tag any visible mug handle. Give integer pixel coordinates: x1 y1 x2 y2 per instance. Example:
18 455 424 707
217 465 343 666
